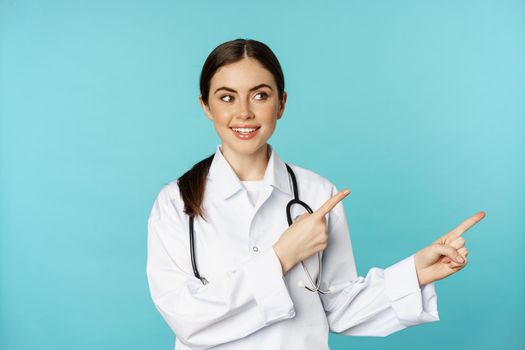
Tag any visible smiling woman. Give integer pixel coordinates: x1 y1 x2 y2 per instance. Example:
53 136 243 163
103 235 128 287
146 38 485 350
199 54 286 164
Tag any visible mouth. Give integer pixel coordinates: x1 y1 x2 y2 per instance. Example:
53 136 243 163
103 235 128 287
230 126 261 140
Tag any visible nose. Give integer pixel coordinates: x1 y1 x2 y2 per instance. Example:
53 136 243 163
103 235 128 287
236 98 255 119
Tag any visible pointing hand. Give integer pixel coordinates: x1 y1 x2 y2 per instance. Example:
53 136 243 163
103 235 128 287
414 211 486 285
273 189 351 275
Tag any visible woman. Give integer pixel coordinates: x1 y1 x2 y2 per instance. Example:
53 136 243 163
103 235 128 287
146 38 486 350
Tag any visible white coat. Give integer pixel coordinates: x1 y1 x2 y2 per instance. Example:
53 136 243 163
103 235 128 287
146 143 439 350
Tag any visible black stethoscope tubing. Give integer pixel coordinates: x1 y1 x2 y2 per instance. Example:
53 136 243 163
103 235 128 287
189 163 330 293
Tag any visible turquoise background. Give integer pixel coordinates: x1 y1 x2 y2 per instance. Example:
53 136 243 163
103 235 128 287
1 0 524 349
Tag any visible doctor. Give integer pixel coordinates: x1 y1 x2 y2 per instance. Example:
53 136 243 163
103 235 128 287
146 38 486 350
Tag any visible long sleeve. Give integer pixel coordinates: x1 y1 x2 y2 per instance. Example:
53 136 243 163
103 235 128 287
319 185 440 336
146 186 296 350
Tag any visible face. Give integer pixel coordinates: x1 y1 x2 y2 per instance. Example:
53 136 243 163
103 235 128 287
199 57 287 158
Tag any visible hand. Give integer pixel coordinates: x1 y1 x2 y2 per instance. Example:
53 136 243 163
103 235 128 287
414 211 486 286
273 188 351 275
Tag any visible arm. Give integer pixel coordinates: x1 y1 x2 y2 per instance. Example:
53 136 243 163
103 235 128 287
146 186 295 349
319 185 439 336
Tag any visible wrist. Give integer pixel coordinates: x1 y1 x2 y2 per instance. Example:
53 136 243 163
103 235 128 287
416 268 432 286
272 244 295 276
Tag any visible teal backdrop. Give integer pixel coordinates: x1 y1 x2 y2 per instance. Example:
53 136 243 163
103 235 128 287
1 0 524 349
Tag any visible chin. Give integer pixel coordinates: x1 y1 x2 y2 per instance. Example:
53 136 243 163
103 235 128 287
222 140 268 156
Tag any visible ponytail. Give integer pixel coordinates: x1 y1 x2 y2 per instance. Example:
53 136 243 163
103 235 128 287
177 154 214 222
181 38 285 222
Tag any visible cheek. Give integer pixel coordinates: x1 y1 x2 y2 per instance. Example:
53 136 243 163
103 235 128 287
263 119 277 134
208 101 230 119
210 110 231 125
256 101 279 116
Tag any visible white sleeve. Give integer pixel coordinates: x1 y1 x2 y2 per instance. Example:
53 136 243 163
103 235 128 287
319 185 440 337
146 186 296 349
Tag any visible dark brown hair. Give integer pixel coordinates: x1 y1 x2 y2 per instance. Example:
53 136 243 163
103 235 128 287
177 38 286 221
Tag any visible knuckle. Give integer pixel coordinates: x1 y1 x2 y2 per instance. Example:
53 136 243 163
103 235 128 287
316 230 327 243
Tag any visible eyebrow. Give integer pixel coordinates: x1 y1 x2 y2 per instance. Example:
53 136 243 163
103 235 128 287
214 83 273 95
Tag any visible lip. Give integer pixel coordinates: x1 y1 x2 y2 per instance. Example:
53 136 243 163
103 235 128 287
229 125 260 128
230 126 260 140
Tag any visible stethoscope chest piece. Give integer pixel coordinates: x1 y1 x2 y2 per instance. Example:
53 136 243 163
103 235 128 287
284 165 330 294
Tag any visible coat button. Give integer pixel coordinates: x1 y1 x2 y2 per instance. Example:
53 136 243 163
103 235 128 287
252 246 259 252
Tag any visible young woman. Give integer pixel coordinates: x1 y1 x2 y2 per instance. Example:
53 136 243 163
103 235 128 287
146 38 486 350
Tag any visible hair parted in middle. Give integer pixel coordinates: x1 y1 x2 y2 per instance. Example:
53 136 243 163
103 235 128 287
178 38 286 221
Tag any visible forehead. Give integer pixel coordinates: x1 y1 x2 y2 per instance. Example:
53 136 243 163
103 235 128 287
210 58 276 89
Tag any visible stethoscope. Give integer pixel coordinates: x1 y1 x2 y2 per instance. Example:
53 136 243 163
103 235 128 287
188 163 331 294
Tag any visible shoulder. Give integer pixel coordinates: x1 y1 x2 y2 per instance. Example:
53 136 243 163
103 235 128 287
284 162 346 223
161 179 184 200
148 179 185 222
285 162 337 194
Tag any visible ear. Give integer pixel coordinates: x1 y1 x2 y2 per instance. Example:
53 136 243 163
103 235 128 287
199 96 214 121
276 91 287 120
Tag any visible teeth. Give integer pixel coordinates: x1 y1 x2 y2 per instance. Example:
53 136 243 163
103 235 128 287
232 127 257 134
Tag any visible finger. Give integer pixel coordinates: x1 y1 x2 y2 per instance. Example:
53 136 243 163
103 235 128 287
442 245 468 264
447 248 468 268
458 247 468 257
449 236 465 249
433 243 466 264
294 213 309 221
448 262 466 269
444 211 486 240
314 189 351 217
448 255 468 269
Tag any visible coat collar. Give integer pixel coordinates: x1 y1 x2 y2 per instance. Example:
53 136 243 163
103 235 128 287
207 143 293 200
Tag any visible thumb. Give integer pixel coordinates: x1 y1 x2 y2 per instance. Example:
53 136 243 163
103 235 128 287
433 243 465 264
294 212 310 222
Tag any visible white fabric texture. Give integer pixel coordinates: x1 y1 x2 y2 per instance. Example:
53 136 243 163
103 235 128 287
241 180 265 207
146 143 440 350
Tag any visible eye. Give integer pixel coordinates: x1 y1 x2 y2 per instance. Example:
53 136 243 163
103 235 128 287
254 92 268 100
220 95 234 103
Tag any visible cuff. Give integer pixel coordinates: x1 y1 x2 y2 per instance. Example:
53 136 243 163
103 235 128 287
384 254 440 326
243 247 296 325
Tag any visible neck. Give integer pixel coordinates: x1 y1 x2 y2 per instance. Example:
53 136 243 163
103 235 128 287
220 143 270 181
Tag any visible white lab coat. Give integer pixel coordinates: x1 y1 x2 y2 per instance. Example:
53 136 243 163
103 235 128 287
146 143 439 350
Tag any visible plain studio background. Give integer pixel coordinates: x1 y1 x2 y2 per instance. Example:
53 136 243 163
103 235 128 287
1 0 524 349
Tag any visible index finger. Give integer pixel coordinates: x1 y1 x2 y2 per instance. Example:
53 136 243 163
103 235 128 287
445 211 486 240
314 189 351 218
